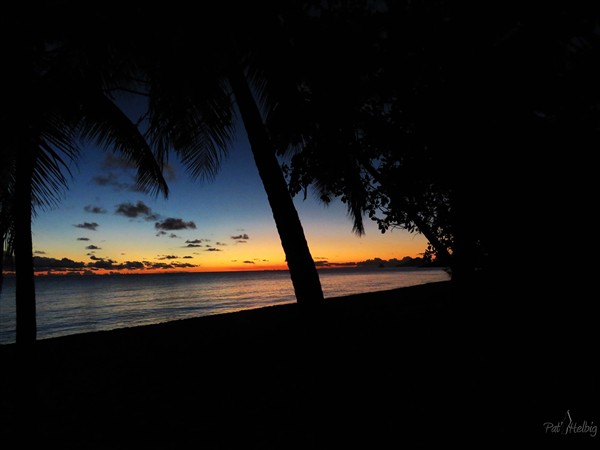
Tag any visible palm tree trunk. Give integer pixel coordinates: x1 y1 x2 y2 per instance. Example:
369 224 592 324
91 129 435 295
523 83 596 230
228 67 324 305
14 150 36 345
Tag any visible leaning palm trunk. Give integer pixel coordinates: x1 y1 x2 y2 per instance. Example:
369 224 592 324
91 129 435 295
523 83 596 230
229 68 324 305
14 149 36 345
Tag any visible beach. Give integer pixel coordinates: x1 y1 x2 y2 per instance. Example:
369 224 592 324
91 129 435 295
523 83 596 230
0 280 596 447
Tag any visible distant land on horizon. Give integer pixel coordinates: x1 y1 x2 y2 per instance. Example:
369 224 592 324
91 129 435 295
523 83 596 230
0 256 444 277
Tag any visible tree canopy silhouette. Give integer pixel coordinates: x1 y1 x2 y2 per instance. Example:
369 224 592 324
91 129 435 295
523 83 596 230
267 0 600 281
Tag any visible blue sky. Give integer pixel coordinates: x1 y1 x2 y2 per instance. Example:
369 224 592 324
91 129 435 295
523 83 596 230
30 128 428 273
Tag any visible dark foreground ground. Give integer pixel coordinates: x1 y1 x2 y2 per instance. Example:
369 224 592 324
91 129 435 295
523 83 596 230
1 281 597 448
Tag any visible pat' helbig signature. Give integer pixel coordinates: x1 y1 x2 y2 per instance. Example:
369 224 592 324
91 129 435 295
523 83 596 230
544 410 597 437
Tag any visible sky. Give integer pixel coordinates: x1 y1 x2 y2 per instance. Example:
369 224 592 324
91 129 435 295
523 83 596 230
29 129 429 275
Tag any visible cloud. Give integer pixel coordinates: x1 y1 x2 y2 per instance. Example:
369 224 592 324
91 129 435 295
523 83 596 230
169 233 180 239
34 250 46 254
87 258 149 271
163 164 177 182
183 256 193 259
243 260 255 264
84 205 107 214
231 234 250 240
205 248 222 252
156 231 167 237
158 255 179 260
77 237 90 241
92 173 130 190
314 261 331 267
356 257 425 267
115 201 159 221
33 253 198 273
185 239 210 244
85 245 101 250
185 244 203 248
74 222 99 231
155 218 196 231
142 261 197 270
122 261 145 270
34 256 86 271
102 154 136 170
215 242 227 246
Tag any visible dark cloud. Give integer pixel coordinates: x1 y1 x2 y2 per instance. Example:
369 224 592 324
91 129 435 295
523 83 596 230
169 233 180 239
32 253 197 273
185 239 210 244
156 230 167 237
87 258 148 271
185 244 203 248
142 261 197 270
92 173 130 190
87 257 150 271
122 261 145 270
158 255 179 260
155 218 196 231
356 257 425 267
115 201 158 221
183 256 193 259
243 260 255 264
34 256 85 271
215 242 227 246
102 154 136 170
89 255 102 260
231 234 250 240
77 237 90 241
74 222 99 231
34 250 46 254
205 248 222 252
163 164 177 182
85 245 101 250
235 240 248 244
87 258 117 269
84 205 107 214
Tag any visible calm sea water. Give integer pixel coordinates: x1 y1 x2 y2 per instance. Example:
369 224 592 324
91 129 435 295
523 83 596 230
0 268 449 344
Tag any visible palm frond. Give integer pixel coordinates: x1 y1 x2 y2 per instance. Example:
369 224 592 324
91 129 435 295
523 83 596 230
30 140 75 211
78 91 169 198
147 76 235 182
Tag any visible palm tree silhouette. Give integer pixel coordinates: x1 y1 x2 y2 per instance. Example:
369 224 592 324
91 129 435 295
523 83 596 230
1 7 169 345
140 3 324 305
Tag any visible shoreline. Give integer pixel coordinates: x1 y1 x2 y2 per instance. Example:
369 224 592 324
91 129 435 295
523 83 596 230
0 269 450 345
1 265 448 278
1 279 450 348
1 280 596 446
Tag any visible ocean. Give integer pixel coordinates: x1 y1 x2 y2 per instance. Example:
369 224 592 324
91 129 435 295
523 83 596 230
0 267 449 344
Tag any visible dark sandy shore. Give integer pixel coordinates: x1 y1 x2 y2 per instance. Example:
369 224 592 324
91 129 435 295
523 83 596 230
1 281 597 448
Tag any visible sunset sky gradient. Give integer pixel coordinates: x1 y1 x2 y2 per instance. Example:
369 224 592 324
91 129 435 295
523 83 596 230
30 130 428 274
